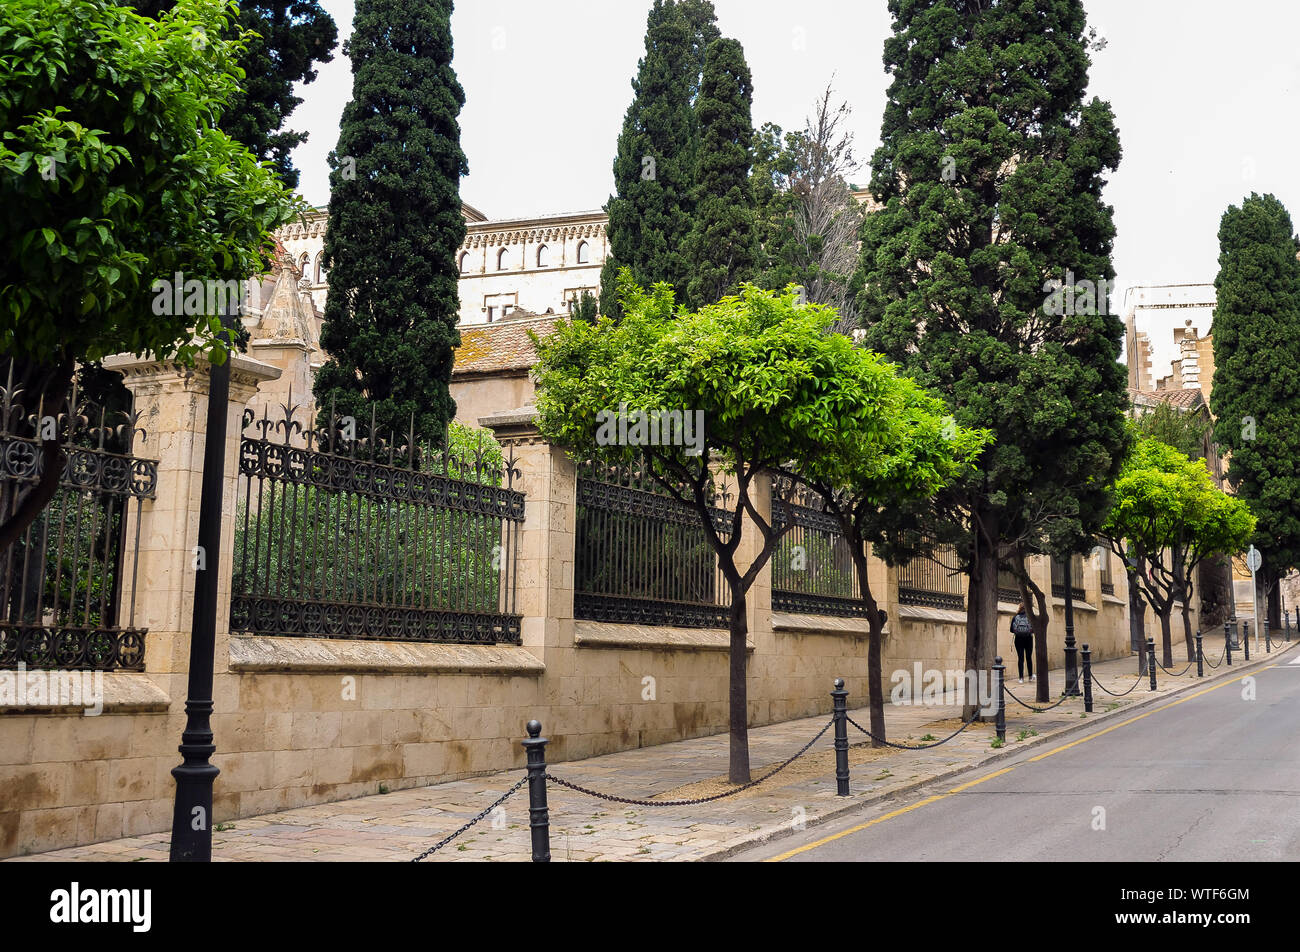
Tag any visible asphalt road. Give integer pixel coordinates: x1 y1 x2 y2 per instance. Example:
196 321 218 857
732 647 1300 862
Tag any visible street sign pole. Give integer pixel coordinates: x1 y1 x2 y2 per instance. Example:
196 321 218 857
1246 546 1262 655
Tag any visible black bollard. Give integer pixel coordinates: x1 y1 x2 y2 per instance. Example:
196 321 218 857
1226 622 1233 666
522 720 551 863
1266 624 1272 653
831 678 850 797
1243 621 1250 661
1147 639 1157 691
994 656 1006 743
1081 643 1094 713
1196 631 1204 678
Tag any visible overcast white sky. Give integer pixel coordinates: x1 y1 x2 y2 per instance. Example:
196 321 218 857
288 0 1300 300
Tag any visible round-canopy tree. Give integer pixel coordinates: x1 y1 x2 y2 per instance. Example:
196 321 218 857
0 0 301 548
534 274 975 783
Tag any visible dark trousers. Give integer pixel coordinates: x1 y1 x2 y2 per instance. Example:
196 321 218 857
1014 635 1034 678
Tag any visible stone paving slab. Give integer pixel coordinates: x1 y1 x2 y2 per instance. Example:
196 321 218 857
10 632 1295 863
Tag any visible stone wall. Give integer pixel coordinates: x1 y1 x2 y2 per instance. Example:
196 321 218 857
0 360 1148 858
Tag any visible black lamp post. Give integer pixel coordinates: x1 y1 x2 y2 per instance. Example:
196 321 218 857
169 320 232 862
1063 556 1080 696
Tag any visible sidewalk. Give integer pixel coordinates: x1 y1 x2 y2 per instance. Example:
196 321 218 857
10 630 1296 863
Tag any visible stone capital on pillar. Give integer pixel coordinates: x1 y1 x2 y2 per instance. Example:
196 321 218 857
103 352 281 684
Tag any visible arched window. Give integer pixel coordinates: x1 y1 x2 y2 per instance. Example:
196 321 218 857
536 244 549 268
314 252 326 284
298 252 311 277
576 241 590 264
497 248 510 271
459 252 469 273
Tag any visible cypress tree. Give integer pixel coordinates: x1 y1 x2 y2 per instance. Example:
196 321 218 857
314 0 468 443
1210 193 1300 622
858 0 1128 704
685 38 757 308
599 0 717 319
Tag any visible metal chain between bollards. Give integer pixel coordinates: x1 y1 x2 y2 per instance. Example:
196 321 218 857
1002 684 1073 712
1088 668 1144 697
411 775 529 862
544 717 836 808
1156 658 1196 678
845 710 982 749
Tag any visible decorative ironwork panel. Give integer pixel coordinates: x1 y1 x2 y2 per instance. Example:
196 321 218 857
897 536 967 611
770 494 869 619
1050 553 1086 601
0 363 154 672
230 401 525 646
575 458 732 629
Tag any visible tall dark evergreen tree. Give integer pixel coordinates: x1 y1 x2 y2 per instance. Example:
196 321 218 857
599 0 718 319
1210 193 1300 626
313 0 468 442
131 0 337 190
685 37 757 309
857 0 1128 706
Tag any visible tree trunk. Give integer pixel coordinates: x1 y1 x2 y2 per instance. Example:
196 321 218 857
1181 599 1194 662
866 609 886 748
1160 608 1173 669
963 509 998 720
727 587 750 784
1267 573 1281 631
1128 570 1148 676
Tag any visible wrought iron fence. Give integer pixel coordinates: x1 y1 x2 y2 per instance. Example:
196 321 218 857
897 536 966 611
1051 553 1086 601
574 458 731 628
0 367 155 671
230 403 525 645
998 564 1021 604
1097 546 1115 596
770 488 868 618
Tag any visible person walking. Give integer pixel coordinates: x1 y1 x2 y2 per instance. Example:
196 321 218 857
1011 603 1034 683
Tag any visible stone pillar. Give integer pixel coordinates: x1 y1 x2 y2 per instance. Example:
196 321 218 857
103 353 281 701
480 407 573 668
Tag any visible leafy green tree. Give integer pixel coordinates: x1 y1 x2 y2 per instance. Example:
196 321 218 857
752 84 865 331
798 374 987 745
0 0 301 549
1102 437 1255 667
1210 193 1300 628
1136 402 1212 462
130 0 338 190
534 276 944 783
568 290 599 324
598 0 717 320
313 0 468 444
684 37 757 309
857 0 1128 707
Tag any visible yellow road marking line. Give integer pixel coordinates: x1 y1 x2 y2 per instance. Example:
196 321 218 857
764 666 1278 862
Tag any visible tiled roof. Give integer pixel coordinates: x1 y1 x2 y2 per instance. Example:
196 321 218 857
452 313 563 376
1128 387 1206 410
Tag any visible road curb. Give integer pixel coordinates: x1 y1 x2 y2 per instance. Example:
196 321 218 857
702 638 1299 862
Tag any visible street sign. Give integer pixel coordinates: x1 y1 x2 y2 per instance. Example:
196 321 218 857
1246 546 1262 573
1246 546 1262 652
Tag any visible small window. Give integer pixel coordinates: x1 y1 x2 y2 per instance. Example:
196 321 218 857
459 252 469 273
497 248 510 271
537 244 549 268
298 253 311 276
485 306 495 322
314 252 326 284
576 241 590 265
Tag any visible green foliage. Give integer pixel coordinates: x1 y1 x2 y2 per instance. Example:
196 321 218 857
129 0 338 190
1210 193 1300 578
599 0 718 320
569 290 599 324
313 0 468 444
0 0 302 369
1136 402 1210 461
1101 435 1255 617
856 0 1129 631
684 37 757 309
751 88 865 329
